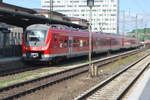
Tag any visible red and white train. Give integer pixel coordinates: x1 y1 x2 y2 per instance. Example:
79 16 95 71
22 24 139 62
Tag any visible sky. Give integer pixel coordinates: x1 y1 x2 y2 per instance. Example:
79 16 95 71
120 0 150 13
3 0 150 32
3 0 150 13
4 0 41 9
119 0 150 32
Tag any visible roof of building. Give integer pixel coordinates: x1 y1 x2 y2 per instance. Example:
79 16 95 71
63 16 88 22
0 8 88 29
34 9 65 16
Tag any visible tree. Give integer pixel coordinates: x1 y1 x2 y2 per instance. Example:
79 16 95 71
127 28 150 41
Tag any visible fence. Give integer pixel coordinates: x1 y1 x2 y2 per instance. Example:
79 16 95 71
0 45 22 57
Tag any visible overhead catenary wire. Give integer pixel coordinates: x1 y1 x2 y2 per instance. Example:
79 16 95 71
120 0 150 34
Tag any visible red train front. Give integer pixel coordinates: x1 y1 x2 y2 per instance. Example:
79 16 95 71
22 24 53 61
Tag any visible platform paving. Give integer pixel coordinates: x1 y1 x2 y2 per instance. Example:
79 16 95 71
0 57 21 63
127 68 150 100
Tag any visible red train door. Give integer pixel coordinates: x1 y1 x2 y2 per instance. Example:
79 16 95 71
69 37 73 57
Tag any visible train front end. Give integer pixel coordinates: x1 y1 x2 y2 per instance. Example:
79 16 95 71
22 24 51 62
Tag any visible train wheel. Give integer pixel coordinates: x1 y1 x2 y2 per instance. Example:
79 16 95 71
51 58 60 64
51 57 65 64
45 61 53 66
107 50 111 56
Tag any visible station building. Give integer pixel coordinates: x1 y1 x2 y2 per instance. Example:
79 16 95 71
0 2 89 57
41 0 119 33
0 2 35 56
0 3 34 48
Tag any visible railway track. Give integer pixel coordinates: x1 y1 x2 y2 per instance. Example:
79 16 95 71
75 52 150 100
0 49 144 100
0 49 138 77
0 66 45 77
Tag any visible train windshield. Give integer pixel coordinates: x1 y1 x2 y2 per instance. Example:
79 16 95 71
26 30 47 42
25 30 47 46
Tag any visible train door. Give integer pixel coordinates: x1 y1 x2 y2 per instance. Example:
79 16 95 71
68 36 73 57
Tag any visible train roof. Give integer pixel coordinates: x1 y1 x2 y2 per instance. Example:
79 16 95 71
26 24 138 41
26 24 50 30
26 24 89 32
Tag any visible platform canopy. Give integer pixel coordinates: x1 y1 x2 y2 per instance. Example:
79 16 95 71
0 8 88 29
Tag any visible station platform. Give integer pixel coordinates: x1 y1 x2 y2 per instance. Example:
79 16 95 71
0 57 21 63
127 68 150 100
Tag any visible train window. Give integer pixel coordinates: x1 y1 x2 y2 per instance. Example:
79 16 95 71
83 40 87 47
59 40 63 48
54 35 58 42
92 40 95 46
95 39 99 46
53 45 58 48
73 40 80 47
26 30 47 42
51 25 57 28
97 40 101 46
111 40 119 45
73 40 77 47
69 40 72 47
54 38 57 42
64 40 68 48
64 26 71 30
54 37 57 42
80 40 83 47
99 39 106 46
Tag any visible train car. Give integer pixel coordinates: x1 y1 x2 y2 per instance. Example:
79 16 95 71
122 37 139 49
144 40 150 48
22 24 139 62
22 24 89 62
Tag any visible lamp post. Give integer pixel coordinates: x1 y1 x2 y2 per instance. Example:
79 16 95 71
87 0 94 77
135 14 138 40
49 0 53 24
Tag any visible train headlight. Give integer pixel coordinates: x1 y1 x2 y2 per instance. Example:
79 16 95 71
41 48 45 50
22 54 26 57
41 47 47 50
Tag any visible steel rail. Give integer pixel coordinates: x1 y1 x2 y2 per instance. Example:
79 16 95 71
0 49 143 100
0 66 45 77
74 53 150 100
0 49 142 77
116 61 149 99
0 53 119 77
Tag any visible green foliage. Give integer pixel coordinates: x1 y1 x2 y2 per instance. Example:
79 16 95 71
129 28 150 33
127 28 150 41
